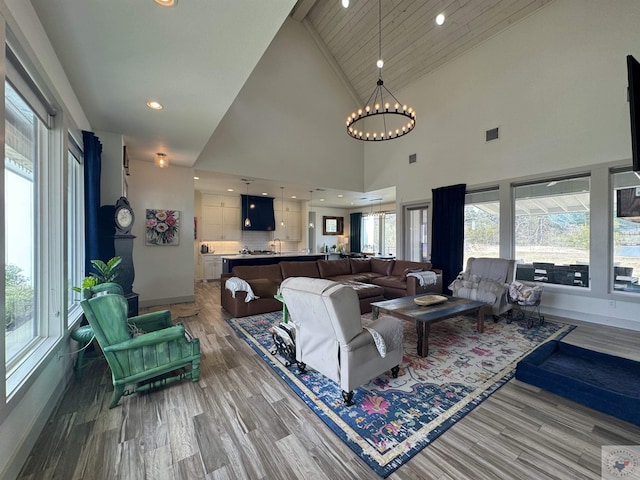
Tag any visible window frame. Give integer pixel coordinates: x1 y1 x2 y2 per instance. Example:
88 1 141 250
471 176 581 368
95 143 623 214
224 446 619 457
67 135 84 326
4 43 63 402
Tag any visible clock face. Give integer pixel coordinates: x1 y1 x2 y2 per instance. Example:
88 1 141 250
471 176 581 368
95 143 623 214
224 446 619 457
117 208 133 228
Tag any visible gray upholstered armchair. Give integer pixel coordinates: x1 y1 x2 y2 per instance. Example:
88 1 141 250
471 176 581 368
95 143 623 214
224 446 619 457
280 277 403 405
448 257 516 318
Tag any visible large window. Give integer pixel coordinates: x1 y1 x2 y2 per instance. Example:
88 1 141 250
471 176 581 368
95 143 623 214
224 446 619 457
5 81 43 362
612 169 640 293
4 47 59 397
514 176 590 287
362 210 396 256
464 189 499 267
405 205 428 262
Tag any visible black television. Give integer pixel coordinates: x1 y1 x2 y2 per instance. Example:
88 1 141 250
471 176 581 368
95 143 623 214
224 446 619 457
627 55 640 172
616 186 640 218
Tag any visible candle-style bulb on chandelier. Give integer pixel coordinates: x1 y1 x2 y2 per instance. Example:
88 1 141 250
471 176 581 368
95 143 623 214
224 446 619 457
345 0 416 141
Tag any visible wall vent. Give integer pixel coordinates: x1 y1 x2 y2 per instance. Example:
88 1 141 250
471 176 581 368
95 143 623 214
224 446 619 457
409 153 417 164
485 127 499 142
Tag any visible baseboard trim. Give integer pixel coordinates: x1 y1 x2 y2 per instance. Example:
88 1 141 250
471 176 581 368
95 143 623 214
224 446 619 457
541 306 640 332
139 295 195 308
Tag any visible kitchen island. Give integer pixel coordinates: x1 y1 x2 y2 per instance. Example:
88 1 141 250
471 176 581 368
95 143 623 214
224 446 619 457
222 253 327 274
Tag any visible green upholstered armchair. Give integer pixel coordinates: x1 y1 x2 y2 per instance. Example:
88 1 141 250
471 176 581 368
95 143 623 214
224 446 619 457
71 282 129 379
80 293 201 408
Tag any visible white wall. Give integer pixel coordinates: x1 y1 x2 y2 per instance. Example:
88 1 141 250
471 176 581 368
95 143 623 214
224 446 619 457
310 205 350 253
364 0 640 329
195 18 364 193
96 130 125 205
126 160 196 307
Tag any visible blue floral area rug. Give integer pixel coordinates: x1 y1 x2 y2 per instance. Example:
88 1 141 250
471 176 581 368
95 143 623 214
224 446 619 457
227 311 574 477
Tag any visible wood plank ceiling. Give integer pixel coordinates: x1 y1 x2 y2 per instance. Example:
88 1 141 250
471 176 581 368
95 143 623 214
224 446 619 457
295 0 554 104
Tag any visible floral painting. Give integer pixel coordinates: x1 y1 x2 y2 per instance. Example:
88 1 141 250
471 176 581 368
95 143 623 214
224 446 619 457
146 209 180 246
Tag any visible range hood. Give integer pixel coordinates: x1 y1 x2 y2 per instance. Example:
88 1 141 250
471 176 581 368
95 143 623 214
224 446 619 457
241 195 275 231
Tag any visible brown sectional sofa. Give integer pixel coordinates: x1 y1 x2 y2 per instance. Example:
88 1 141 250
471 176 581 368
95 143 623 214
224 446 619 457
221 257 443 318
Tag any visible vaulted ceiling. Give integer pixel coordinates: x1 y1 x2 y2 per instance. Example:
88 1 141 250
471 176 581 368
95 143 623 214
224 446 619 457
30 0 552 206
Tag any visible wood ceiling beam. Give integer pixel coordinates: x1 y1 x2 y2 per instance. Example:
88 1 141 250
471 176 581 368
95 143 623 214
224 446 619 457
291 0 318 22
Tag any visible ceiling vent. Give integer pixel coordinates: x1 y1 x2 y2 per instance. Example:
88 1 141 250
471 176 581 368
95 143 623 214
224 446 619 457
409 153 417 164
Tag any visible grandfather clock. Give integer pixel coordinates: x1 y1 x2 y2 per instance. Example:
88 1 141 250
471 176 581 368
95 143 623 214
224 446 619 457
113 196 139 316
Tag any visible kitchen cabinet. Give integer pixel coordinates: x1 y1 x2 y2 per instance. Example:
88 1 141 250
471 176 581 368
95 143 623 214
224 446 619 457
203 255 223 280
201 194 241 241
274 199 301 241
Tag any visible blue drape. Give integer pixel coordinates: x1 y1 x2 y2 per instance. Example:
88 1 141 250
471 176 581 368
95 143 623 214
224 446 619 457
350 212 362 253
82 130 102 274
431 184 466 289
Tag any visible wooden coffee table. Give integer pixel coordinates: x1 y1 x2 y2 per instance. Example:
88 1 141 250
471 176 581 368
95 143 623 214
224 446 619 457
371 294 488 357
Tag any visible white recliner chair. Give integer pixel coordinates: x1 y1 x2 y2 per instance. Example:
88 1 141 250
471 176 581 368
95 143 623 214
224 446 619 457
448 257 516 318
280 277 403 405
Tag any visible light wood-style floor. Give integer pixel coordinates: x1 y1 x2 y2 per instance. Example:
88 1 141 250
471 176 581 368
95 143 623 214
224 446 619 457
16 282 640 479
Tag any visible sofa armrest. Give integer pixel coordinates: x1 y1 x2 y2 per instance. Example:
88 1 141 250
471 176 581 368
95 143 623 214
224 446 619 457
407 272 443 296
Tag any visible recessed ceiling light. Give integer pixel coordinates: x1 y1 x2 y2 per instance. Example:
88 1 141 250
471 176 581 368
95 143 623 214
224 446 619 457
338 194 344 198
227 188 234 192
320 198 325 202
435 13 445 25
342 0 349 8
262 192 268 196
193 176 200 180
154 0 177 6
291 195 297 199
146 100 163 110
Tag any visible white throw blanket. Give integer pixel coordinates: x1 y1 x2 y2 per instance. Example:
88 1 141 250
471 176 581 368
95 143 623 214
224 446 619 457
363 317 403 358
407 270 438 286
225 277 257 302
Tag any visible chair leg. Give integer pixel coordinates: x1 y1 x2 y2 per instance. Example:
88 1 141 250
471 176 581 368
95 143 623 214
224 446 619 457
109 385 125 409
391 365 400 378
191 358 201 382
74 349 85 381
342 390 354 406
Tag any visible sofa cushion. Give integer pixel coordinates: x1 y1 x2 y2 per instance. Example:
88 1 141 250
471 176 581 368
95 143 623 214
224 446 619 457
350 258 371 274
317 258 351 278
370 258 394 275
232 263 283 281
247 278 280 298
372 276 407 289
280 261 320 279
391 259 432 276
329 273 372 283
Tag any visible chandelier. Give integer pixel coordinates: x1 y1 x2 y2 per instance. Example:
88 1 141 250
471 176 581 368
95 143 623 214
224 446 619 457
345 0 416 142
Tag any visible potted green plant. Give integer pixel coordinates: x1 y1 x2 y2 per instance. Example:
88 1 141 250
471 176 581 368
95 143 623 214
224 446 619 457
72 256 122 293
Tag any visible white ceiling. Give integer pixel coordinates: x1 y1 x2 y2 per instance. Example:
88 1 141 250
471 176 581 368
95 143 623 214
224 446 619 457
30 0 552 208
